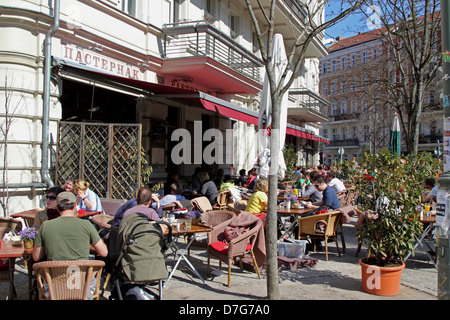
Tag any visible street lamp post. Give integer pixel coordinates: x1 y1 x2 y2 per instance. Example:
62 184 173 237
436 0 450 300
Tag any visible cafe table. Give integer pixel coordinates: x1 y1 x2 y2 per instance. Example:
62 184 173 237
11 208 43 227
404 214 437 267
263 206 310 240
0 240 28 299
164 222 212 288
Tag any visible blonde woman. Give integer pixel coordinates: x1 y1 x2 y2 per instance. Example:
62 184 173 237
73 179 104 214
245 178 268 215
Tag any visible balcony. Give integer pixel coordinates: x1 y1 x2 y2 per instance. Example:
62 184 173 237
161 21 263 94
287 87 329 122
419 134 442 144
328 139 360 147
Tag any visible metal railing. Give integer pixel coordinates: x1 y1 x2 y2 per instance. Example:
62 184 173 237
162 21 263 83
328 139 360 147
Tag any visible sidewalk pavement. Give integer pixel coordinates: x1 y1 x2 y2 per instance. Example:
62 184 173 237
0 215 438 301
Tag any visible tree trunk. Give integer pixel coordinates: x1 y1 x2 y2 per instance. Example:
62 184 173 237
266 96 281 300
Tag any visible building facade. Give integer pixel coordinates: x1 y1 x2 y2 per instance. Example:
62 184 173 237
319 29 443 166
0 0 329 214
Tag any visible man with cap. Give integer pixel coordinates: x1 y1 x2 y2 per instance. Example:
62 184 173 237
32 191 108 262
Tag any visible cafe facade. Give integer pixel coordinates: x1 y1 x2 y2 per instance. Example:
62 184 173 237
0 0 329 213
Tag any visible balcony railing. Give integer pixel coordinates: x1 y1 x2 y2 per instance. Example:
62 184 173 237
289 87 329 112
162 21 263 83
328 139 360 147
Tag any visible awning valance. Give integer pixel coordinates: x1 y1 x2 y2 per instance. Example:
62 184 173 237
53 57 328 144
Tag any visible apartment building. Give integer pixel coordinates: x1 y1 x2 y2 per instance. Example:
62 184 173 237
319 29 443 166
0 0 328 213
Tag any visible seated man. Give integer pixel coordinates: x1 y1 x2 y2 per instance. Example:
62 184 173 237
326 171 346 194
123 187 163 222
33 191 108 262
422 178 438 203
304 174 341 212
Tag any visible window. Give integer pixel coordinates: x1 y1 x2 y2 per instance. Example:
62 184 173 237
332 60 337 72
351 55 356 66
341 57 346 69
332 128 339 140
322 83 328 95
373 49 378 59
340 100 347 114
362 51 368 63
323 129 328 139
340 81 347 93
323 62 328 74
330 82 337 94
101 0 137 17
342 127 347 140
229 15 240 38
331 103 338 116
351 99 358 113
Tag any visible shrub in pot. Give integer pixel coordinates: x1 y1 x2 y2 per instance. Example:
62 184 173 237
354 151 441 295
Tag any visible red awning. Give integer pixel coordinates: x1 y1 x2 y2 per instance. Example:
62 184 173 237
55 58 328 144
200 99 259 126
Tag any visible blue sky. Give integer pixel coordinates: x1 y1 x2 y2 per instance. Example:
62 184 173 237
324 1 370 40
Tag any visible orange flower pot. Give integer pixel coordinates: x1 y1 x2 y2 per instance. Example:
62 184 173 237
359 258 405 296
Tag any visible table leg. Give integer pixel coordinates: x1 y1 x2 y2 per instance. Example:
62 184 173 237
164 235 206 288
7 258 16 300
404 224 436 267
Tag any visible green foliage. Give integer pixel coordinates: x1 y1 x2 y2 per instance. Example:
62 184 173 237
354 151 442 266
282 144 297 180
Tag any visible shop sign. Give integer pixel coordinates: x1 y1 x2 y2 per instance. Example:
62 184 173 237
62 44 141 80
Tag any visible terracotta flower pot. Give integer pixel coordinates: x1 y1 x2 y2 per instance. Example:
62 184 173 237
359 258 405 296
23 239 34 249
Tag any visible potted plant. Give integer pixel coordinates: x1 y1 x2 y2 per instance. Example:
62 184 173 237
354 151 441 296
19 226 36 249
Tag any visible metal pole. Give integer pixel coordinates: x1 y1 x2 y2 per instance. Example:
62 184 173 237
436 0 450 300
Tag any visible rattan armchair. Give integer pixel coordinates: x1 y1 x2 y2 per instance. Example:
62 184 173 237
297 210 342 261
207 213 263 286
33 260 105 300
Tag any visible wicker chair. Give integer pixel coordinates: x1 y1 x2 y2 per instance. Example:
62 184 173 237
92 214 114 231
207 213 263 286
33 260 105 300
297 210 342 261
187 210 236 256
214 190 232 210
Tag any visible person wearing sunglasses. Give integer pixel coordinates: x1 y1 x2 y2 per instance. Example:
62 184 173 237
33 186 64 230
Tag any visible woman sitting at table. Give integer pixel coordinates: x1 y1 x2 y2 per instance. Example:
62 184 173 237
62 179 74 192
245 178 268 218
34 186 64 230
73 179 104 214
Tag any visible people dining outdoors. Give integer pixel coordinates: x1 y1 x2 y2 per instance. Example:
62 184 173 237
190 167 202 192
246 168 258 190
122 187 165 223
304 175 341 212
32 191 108 262
422 177 438 203
220 175 242 203
33 186 64 230
157 182 185 207
238 169 247 187
326 171 346 193
245 178 268 217
197 171 219 206
299 171 323 203
62 179 74 192
73 179 104 214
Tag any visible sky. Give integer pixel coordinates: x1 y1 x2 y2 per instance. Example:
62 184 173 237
324 1 371 40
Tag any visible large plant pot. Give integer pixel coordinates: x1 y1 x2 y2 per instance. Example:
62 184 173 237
359 258 405 296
